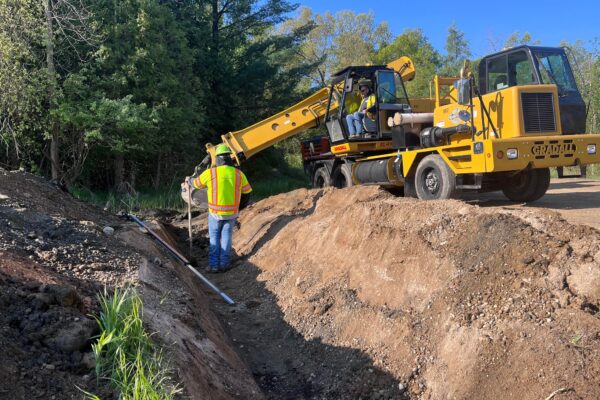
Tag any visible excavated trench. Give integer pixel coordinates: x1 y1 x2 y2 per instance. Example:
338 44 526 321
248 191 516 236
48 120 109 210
163 186 600 400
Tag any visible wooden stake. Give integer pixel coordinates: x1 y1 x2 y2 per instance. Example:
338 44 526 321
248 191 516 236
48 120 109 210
187 184 193 255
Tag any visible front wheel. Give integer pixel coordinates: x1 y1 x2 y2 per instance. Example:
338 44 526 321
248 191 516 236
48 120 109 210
501 168 550 202
414 154 458 200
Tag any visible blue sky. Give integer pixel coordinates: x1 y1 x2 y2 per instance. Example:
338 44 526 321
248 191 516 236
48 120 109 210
293 0 599 57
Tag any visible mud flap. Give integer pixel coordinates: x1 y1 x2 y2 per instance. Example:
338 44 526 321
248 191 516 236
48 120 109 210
557 165 587 178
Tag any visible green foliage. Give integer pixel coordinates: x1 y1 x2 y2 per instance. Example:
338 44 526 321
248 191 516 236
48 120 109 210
0 0 48 169
504 31 540 48
90 288 180 399
441 22 471 76
280 8 390 88
71 184 184 212
374 29 441 97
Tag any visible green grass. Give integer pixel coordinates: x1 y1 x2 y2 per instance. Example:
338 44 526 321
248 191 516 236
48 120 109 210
71 185 185 212
86 288 180 400
250 175 309 199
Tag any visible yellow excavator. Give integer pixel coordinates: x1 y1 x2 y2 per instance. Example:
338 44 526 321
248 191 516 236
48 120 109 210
195 45 600 202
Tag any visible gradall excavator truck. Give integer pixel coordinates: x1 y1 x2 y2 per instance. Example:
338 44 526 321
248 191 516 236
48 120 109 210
196 45 600 202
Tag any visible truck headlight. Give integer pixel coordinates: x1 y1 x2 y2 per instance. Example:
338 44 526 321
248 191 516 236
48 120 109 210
506 148 518 159
588 144 597 155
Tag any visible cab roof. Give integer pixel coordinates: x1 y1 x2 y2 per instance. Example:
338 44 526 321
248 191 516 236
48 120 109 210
481 45 566 60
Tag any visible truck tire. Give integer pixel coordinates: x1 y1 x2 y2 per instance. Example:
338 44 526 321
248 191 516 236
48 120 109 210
414 154 457 200
501 168 550 202
332 163 353 188
312 166 332 188
403 176 417 198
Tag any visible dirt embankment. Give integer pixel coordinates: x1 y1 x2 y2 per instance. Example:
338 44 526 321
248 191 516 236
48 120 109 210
204 186 599 400
0 168 260 399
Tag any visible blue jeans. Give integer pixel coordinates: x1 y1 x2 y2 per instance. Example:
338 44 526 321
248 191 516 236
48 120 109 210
346 112 364 136
207 213 235 270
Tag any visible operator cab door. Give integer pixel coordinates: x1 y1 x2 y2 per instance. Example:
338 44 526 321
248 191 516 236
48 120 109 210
324 82 346 144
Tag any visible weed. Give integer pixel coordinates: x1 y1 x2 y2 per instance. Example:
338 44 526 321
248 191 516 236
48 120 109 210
87 288 181 399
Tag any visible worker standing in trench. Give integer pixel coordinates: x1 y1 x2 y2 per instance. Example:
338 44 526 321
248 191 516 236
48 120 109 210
185 144 252 273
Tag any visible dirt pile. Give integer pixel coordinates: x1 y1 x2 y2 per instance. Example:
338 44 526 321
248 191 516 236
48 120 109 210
222 186 600 400
0 168 261 399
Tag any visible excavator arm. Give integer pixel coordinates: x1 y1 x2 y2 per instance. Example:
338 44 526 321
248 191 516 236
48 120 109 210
204 56 416 167
205 86 337 166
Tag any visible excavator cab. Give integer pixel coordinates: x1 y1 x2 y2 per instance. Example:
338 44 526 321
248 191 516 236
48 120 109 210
478 45 586 135
324 65 413 146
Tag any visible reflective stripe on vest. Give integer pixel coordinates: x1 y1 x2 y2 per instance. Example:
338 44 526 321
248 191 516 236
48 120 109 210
205 166 243 216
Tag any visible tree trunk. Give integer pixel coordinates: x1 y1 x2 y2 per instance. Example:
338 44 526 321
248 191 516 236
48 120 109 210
153 151 162 190
129 161 136 191
44 0 60 181
114 153 124 192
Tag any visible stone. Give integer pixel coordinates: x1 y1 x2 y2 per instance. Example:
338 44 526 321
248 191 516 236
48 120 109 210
521 256 535 265
44 318 97 353
48 284 80 308
81 352 96 370
102 226 114 236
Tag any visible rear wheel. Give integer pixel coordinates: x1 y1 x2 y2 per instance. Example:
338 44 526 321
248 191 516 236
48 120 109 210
332 163 353 188
501 168 550 202
414 154 457 200
312 166 332 188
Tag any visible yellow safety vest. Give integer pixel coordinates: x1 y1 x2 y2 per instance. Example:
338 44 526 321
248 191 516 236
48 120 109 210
362 94 376 120
192 166 252 216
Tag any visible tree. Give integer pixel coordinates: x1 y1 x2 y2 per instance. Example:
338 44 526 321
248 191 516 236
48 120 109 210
374 29 441 97
0 0 48 170
281 8 391 88
441 22 471 76
504 31 540 48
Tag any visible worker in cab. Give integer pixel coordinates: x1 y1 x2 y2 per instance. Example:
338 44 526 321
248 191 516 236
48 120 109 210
345 78 377 139
187 144 252 273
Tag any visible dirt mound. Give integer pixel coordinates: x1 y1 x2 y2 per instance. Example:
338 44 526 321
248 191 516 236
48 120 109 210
0 169 261 399
227 186 600 399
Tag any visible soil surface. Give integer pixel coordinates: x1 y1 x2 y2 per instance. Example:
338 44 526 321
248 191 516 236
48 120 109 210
2 167 600 400
172 183 600 400
0 169 259 399
466 178 600 230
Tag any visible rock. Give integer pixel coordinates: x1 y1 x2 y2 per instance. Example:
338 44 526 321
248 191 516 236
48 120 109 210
566 263 600 303
30 292 55 310
398 383 406 392
81 352 96 370
521 256 535 265
48 284 81 308
44 318 97 353
102 226 114 236
43 363 55 370
27 231 37 239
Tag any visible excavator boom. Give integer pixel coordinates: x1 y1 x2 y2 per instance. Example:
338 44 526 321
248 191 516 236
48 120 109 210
208 87 337 164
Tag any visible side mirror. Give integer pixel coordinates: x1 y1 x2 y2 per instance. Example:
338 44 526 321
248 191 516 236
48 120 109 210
455 78 471 106
344 78 353 93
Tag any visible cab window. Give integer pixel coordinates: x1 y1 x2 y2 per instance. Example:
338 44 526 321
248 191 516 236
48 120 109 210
487 55 508 92
508 51 535 86
533 50 578 92
377 71 408 105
